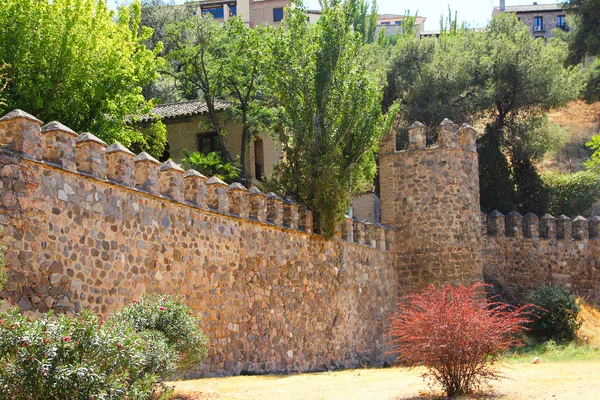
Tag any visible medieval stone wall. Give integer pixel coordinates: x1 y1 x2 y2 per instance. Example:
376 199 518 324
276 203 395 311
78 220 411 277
0 110 396 376
482 211 600 305
380 119 483 294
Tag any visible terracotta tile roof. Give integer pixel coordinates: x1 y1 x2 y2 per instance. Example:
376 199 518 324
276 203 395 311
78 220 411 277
137 99 230 123
495 3 564 13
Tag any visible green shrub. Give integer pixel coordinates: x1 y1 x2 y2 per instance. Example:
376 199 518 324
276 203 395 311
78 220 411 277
0 294 208 399
109 294 208 374
180 150 241 183
528 285 582 342
543 170 600 216
0 309 155 400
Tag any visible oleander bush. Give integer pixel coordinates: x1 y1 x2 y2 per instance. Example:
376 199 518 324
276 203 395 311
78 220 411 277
0 294 208 400
388 284 532 397
528 285 582 342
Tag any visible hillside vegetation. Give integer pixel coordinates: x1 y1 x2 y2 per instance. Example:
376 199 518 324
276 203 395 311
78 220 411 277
540 101 600 174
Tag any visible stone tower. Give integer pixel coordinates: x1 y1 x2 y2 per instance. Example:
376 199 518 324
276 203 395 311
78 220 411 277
379 119 483 292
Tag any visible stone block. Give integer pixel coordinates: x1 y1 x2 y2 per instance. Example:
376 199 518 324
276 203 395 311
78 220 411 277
437 118 458 149
266 193 283 226
540 213 556 239
342 215 354 242
299 207 313 234
249 187 267 222
523 213 539 238
0 109 43 160
457 123 477 152
283 198 299 230
75 132 107 179
557 215 572 240
408 121 426 150
159 160 185 202
487 210 505 236
42 121 77 170
228 182 249 218
134 152 160 195
207 176 229 213
353 219 366 245
183 169 208 208
106 142 135 186
505 211 523 238
572 216 588 241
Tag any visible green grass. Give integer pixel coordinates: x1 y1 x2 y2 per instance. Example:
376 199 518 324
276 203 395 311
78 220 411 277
503 340 600 363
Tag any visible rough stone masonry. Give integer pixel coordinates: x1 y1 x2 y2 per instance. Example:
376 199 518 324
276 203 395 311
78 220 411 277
0 108 598 376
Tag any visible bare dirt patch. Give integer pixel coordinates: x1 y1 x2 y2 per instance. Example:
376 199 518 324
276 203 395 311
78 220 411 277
170 361 600 400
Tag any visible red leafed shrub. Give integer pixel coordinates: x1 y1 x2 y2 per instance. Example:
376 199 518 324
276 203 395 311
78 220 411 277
388 284 532 397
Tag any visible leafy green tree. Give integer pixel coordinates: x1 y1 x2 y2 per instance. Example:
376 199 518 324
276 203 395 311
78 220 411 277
219 18 275 182
474 14 580 212
565 0 600 63
0 0 166 158
344 0 378 43
386 13 579 213
165 14 235 164
266 1 398 238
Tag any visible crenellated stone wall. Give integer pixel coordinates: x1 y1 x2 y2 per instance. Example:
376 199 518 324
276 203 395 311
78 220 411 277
481 211 600 305
380 119 483 294
3 106 599 377
0 110 396 376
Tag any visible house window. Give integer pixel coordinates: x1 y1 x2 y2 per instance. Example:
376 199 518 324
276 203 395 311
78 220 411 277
381 21 391 25
395 20 402 26
557 15 565 27
534 16 543 31
273 7 284 22
229 5 237 16
197 133 221 155
202 6 224 19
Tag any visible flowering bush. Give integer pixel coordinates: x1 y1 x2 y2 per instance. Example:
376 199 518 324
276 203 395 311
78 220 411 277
388 284 532 397
0 294 208 400
0 309 155 400
109 294 208 374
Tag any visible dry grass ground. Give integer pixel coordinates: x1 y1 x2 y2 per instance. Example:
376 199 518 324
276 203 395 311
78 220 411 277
170 299 600 400
170 362 600 400
539 100 600 174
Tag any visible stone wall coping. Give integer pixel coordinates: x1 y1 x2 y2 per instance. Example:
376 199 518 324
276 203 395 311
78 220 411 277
0 109 43 124
106 142 135 155
42 121 77 136
160 159 185 172
228 182 247 192
207 176 228 186
182 169 207 179
134 151 160 164
484 210 599 241
75 132 107 146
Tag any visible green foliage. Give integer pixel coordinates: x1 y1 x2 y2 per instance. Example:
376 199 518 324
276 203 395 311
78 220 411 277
387 13 580 213
109 294 208 374
543 170 600 216
266 0 398 238
219 18 275 181
0 295 207 399
0 0 166 158
528 285 583 343
165 14 235 164
344 0 378 43
565 0 600 63
181 150 241 183
582 59 600 103
0 309 156 400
